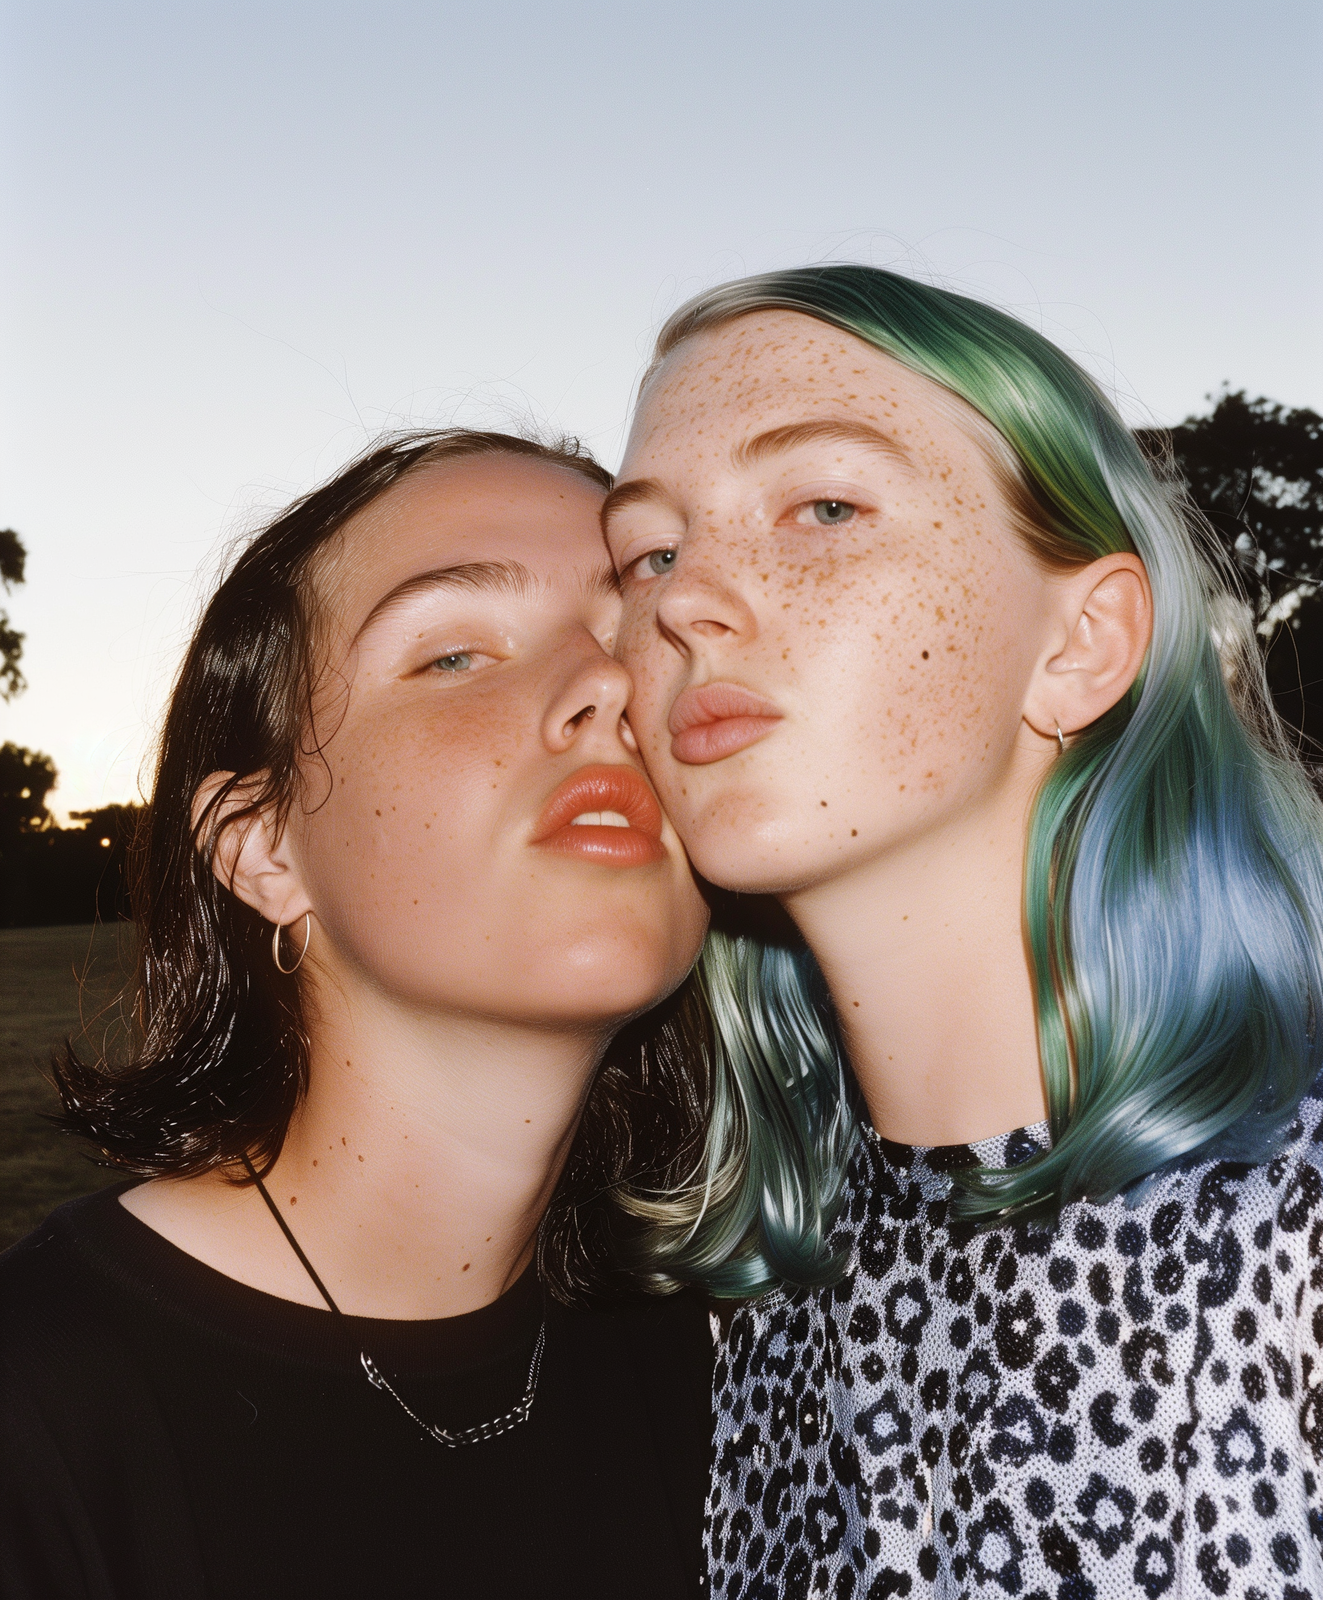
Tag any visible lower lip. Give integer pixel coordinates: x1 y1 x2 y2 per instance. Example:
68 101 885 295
671 717 781 765
535 825 666 867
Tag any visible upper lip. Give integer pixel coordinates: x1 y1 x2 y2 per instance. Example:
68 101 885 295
668 682 783 736
530 764 663 842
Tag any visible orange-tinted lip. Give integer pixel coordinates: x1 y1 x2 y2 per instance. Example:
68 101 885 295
530 764 667 867
668 682 784 765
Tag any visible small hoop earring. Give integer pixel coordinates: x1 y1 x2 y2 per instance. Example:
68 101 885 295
272 912 311 974
1054 720 1066 756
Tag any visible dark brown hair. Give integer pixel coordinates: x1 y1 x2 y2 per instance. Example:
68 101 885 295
56 428 712 1301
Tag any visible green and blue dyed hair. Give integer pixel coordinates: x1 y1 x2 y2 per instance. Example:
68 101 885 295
627 263 1323 1298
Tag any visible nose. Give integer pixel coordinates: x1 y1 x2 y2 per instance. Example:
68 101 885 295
541 631 638 754
651 531 759 656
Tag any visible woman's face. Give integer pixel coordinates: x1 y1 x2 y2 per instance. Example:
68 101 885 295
287 453 707 1026
605 311 1058 895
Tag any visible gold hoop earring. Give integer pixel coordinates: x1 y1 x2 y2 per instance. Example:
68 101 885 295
272 912 311 974
1054 720 1066 756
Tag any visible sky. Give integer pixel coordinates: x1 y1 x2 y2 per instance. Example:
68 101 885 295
2 0 1320 820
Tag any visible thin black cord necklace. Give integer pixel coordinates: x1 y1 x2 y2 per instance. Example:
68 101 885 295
241 1155 545 1447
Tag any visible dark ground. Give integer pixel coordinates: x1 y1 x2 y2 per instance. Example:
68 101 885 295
0 923 132 1250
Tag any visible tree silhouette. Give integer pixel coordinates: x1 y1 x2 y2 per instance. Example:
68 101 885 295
0 529 147 924
0 741 57 838
0 528 26 701
1138 392 1323 749
0 765 143 926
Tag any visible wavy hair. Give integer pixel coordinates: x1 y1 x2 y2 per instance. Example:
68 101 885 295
629 264 1323 1293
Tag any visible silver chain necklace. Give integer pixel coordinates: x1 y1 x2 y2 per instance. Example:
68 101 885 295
242 1156 545 1447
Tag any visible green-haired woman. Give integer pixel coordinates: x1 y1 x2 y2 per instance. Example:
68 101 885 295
607 266 1323 1598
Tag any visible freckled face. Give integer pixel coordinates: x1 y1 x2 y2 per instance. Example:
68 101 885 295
288 454 707 1026
607 311 1054 895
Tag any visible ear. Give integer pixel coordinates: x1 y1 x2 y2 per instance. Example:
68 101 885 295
193 772 313 927
1023 553 1153 740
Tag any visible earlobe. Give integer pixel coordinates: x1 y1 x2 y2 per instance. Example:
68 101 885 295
193 771 312 927
1025 554 1152 740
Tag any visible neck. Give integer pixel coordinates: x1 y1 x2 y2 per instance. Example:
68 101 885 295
275 978 603 1317
125 966 605 1320
785 754 1051 1148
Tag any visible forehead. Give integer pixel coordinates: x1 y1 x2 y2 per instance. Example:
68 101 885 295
631 310 963 457
320 454 609 623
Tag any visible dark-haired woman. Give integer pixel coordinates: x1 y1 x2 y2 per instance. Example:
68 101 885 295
0 431 713 1598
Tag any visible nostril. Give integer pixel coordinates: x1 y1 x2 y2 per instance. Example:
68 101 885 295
564 705 596 737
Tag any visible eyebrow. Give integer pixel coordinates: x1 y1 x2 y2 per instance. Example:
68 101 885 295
600 478 669 537
733 419 913 470
354 559 617 642
601 419 912 535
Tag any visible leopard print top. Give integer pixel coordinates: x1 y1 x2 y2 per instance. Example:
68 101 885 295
707 1097 1323 1599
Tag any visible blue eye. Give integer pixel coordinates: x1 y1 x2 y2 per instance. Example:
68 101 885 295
813 501 855 525
432 653 472 672
647 549 677 575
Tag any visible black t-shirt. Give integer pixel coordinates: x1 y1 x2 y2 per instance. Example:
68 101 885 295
0 1184 713 1599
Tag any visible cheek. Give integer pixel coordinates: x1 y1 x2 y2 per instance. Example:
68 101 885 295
296 748 527 1010
616 595 660 667
614 601 651 678
288 696 706 1020
616 604 673 738
774 522 1037 787
298 699 523 927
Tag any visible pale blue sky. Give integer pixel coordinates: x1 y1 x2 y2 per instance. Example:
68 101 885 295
2 0 1320 816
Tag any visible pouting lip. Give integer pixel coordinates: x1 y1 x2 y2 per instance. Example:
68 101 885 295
668 682 783 766
530 763 664 850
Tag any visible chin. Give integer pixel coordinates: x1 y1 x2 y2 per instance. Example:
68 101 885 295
685 840 807 897
674 804 821 897
520 972 689 1028
699 862 825 898
539 915 700 1001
